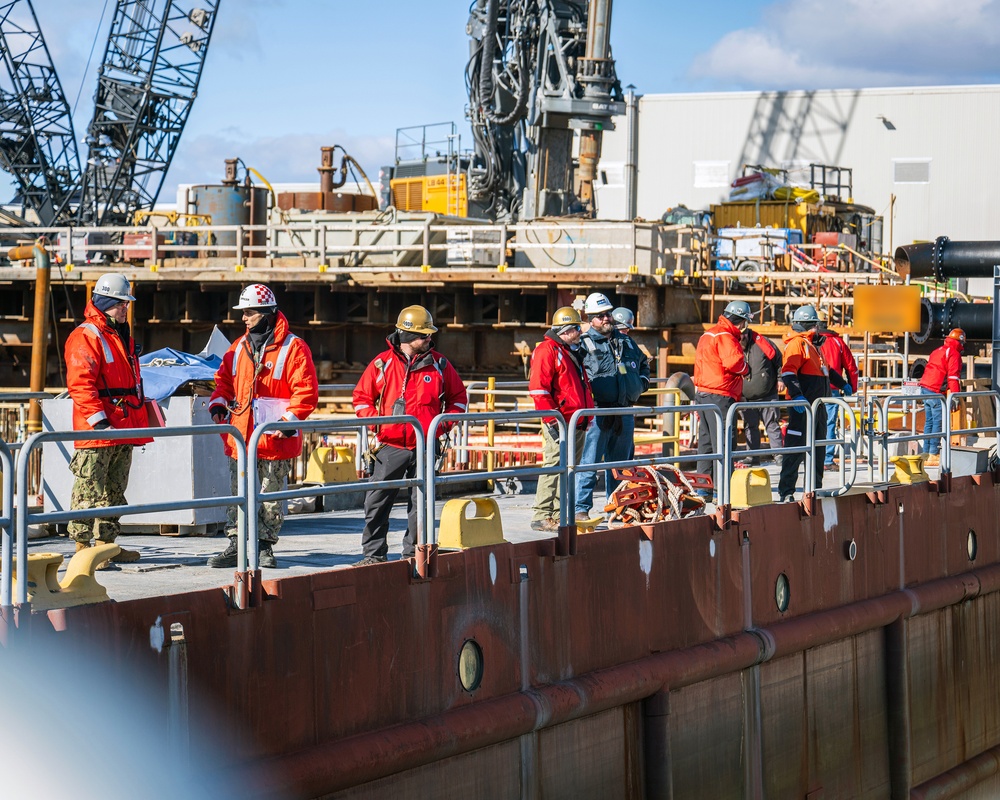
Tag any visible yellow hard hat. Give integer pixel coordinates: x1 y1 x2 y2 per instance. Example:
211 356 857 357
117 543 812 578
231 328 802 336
552 306 582 327
396 305 438 335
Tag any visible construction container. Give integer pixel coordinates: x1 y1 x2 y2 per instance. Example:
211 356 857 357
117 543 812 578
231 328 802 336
186 184 269 252
710 200 809 233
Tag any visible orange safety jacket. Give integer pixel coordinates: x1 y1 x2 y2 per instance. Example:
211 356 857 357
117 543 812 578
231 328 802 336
693 315 749 400
209 312 319 460
65 301 150 449
781 329 829 401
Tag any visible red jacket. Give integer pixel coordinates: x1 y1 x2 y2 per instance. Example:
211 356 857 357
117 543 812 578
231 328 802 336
920 338 962 395
209 312 319 460
353 334 468 449
65 301 150 448
693 315 749 400
819 332 858 392
529 331 594 427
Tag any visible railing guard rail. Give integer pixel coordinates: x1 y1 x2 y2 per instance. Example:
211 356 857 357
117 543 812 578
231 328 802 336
567 403 724 511
246 415 426 572
0 438 13 616
12 425 247 608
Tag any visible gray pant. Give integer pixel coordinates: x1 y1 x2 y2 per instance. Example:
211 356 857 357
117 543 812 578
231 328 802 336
361 444 418 559
742 394 783 455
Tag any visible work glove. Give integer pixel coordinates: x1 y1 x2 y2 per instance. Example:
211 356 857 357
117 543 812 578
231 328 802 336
93 419 111 431
843 384 855 397
791 395 808 407
210 407 228 424
544 422 561 443
612 416 624 436
272 427 294 439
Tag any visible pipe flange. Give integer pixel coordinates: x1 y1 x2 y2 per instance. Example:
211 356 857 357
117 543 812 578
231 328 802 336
931 235 950 283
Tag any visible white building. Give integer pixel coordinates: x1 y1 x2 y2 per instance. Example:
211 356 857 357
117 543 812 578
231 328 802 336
596 84 1000 255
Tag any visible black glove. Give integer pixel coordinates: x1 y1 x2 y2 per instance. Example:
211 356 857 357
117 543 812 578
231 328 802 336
612 416 624 436
93 419 111 431
544 422 561 442
210 408 228 424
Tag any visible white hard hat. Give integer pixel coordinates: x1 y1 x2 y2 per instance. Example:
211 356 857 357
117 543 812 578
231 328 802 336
93 273 135 302
583 292 614 316
233 283 277 310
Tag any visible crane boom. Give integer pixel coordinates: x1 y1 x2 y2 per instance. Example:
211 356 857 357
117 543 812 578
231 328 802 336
0 0 81 225
76 0 220 225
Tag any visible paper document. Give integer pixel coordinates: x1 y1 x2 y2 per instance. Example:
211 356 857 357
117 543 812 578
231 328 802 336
253 398 291 426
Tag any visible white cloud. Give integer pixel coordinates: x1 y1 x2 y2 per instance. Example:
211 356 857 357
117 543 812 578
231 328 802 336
691 0 1000 89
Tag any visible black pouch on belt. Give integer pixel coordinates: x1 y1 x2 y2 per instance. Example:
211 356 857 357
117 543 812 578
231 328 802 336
391 397 406 416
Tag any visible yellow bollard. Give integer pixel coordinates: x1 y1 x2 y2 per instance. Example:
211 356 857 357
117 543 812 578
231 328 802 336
439 498 505 550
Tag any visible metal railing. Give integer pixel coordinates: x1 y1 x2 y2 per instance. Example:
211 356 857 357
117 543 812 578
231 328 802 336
246 415 426 571
427 410 569 551
567 403 723 510
874 394 946 482
10 425 247 607
813 396 860 496
0 439 13 615
722 400 816 504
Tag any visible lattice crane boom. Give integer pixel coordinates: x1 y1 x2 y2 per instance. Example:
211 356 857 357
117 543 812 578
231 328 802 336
77 0 221 225
0 0 81 225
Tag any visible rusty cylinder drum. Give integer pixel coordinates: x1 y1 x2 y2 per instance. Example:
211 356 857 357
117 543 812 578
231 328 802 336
187 184 269 253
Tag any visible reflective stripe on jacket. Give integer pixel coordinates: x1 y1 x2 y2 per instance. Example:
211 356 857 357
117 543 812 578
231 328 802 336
693 315 749 400
65 301 150 449
209 312 319 460
353 333 468 449
781 329 829 402
919 339 962 395
529 331 594 426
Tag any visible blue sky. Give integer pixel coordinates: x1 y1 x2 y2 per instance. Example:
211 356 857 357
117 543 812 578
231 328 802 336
19 0 1000 201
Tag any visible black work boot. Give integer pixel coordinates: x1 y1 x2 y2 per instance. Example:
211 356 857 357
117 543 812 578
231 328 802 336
258 542 277 569
207 538 238 568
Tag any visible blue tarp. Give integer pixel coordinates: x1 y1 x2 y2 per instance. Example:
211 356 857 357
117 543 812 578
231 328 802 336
139 348 222 401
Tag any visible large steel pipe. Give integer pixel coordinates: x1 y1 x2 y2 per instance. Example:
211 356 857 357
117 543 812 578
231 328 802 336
914 298 994 344
895 237 1000 281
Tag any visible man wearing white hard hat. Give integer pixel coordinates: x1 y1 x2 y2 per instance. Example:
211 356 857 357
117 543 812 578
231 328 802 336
574 292 650 521
207 284 319 568
65 273 150 565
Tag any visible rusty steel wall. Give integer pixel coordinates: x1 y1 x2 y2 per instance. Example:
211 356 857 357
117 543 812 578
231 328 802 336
28 474 1000 798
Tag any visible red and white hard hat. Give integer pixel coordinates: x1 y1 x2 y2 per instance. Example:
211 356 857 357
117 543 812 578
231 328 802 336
233 283 277 310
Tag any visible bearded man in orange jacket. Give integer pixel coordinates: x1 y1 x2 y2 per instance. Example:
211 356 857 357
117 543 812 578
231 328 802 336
65 273 150 564
207 284 318 568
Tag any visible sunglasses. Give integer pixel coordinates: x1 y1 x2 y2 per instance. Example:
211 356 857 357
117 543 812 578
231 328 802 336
592 312 613 319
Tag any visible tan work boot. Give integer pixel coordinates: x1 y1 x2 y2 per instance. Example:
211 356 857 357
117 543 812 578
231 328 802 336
924 453 941 467
75 541 92 553
111 547 141 563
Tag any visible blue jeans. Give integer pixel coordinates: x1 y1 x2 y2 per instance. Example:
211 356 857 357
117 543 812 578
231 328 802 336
824 389 841 465
574 414 634 516
921 386 943 455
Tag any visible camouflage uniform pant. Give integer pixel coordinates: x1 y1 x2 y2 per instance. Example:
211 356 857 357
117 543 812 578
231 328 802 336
226 456 292 544
68 445 134 543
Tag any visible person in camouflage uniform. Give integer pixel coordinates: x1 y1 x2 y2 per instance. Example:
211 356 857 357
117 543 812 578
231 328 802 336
65 274 151 563
207 284 318 569
68 447 134 541
225 457 291 541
